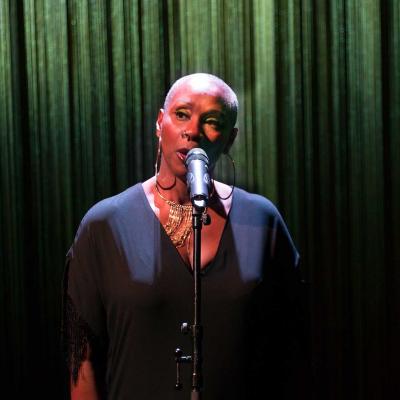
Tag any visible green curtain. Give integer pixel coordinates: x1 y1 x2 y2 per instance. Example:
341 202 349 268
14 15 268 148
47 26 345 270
1 0 398 398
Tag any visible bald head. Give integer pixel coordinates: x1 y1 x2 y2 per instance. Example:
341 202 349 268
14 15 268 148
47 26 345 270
163 73 238 126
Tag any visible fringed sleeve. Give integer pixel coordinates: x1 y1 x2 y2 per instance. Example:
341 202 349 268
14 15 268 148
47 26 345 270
61 219 107 391
62 255 97 384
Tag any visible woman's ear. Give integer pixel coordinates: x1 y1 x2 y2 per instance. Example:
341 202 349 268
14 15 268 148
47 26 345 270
223 127 238 154
156 109 164 137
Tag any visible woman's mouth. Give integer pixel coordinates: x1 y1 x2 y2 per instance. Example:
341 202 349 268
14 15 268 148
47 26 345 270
176 149 189 162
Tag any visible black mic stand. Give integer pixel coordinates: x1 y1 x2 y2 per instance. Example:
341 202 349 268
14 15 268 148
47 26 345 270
175 200 210 400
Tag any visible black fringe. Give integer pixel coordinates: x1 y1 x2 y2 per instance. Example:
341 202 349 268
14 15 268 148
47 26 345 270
61 255 107 397
62 293 95 384
61 254 102 386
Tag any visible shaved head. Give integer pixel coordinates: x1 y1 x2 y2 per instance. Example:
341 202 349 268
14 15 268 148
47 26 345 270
163 73 238 126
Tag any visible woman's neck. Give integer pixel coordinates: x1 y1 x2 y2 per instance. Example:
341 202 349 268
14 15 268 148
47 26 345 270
154 174 191 205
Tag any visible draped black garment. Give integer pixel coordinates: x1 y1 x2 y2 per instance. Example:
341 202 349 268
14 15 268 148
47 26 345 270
63 183 304 399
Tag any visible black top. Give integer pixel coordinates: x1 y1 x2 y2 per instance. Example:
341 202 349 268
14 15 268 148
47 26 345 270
63 183 303 399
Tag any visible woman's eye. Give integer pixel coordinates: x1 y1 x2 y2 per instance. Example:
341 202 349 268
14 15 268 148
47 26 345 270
175 111 189 120
205 119 221 129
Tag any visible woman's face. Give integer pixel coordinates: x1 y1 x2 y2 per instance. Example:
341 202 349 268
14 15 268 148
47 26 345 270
157 81 237 180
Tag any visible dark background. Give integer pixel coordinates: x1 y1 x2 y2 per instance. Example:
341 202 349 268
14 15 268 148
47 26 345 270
1 0 399 398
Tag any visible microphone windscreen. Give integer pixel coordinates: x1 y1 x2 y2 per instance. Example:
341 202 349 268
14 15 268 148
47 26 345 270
185 148 209 167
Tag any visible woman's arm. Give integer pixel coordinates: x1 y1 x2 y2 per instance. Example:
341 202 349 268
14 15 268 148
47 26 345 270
70 359 100 400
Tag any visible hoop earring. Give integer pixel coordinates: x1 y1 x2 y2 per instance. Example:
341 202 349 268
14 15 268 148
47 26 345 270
154 138 162 177
212 153 235 200
154 137 176 190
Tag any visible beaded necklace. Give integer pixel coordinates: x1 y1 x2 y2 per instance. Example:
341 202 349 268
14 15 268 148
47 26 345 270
155 183 192 248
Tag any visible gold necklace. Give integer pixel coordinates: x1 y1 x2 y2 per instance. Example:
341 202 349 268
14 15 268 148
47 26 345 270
155 183 192 247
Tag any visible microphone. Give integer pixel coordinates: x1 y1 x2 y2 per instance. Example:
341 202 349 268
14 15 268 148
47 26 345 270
185 148 211 209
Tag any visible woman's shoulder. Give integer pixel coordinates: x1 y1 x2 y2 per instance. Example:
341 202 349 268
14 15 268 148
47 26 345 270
80 183 145 226
233 186 280 216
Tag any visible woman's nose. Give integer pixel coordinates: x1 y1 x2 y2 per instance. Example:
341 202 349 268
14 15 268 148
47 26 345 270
182 120 203 142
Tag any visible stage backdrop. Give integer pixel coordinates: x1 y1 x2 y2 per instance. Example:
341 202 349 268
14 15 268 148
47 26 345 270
1 0 399 398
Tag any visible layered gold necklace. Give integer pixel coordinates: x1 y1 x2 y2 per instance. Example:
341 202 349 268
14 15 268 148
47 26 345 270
155 183 192 247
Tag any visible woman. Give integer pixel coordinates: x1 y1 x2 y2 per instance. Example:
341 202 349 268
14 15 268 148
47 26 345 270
63 73 304 399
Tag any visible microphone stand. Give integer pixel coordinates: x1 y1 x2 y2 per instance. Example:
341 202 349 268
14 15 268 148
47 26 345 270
190 203 203 399
175 147 211 399
175 200 209 400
